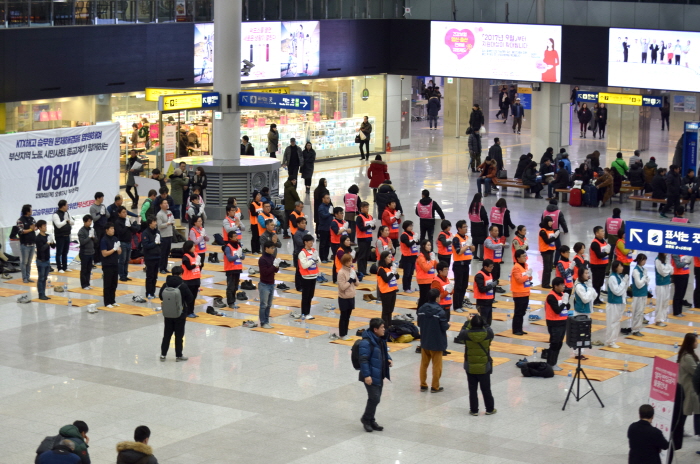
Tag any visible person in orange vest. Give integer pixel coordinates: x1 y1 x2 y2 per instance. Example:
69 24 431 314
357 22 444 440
452 220 476 310
544 277 570 370
375 225 395 263
511 225 528 263
343 184 362 243
297 234 320 321
538 216 559 288
257 201 279 237
483 225 507 293
222 204 243 246
288 201 306 238
431 261 454 318
542 198 568 265
589 226 611 305
605 260 630 349
671 253 693 316
188 216 209 271
436 220 453 266
248 191 263 254
613 230 634 276
572 242 588 282
330 207 351 283
415 189 445 243
381 200 402 249
355 201 375 276
473 259 496 326
416 239 438 308
554 245 575 294
511 249 533 335
334 235 355 284
377 250 400 327
181 240 201 318
399 221 419 293
222 230 244 309
292 217 310 291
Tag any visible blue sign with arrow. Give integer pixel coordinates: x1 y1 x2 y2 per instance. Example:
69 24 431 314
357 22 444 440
238 91 313 111
626 219 700 256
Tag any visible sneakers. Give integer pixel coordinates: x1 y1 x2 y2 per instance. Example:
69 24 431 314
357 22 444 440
340 335 353 341
106 304 115 309
160 270 169 275
655 321 668 327
552 366 563 371
485 409 498 415
676 314 686 318
112 303 120 307
363 294 377 301
82 286 93 290
17 295 31 304
262 323 274 329
278 261 291 268
146 294 156 300
132 295 147 303
683 300 693 308
236 291 249 300
632 331 644 337
608 343 621 349
276 283 290 290
187 313 197 318
87 304 98 314
213 297 227 308
242 248 252 253
329 333 339 341
1 273 11 280
430 387 444 393
240 280 256 290
160 356 166 362
469 411 479 416
421 386 428 392
58 270 65 274
494 287 506 293
176 357 189 362
316 273 329 283
403 289 415 294
454 308 466 313
306 315 315 320
242 320 258 328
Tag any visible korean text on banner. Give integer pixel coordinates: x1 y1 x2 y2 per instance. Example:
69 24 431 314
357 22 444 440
0 123 120 228
648 356 678 464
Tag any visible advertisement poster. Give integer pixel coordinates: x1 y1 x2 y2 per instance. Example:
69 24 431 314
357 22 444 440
685 95 697 113
162 125 177 172
517 86 532 110
609 28 700 92
194 24 214 84
280 21 320 78
0 124 120 227
673 95 686 112
175 0 186 22
648 356 678 464
430 21 562 82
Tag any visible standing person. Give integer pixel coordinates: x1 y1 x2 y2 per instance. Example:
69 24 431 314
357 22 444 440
240 135 255 156
337 253 359 340
682 169 699 213
343 185 361 243
313 178 329 231
417 288 449 393
490 199 516 241
358 318 392 433
460 314 496 416
283 177 300 239
355 202 375 276
34 220 54 301
426 95 441 130
314 193 333 262
188 217 209 269
483 225 506 293
126 150 143 210
472 259 496 326
375 225 395 263
399 221 419 293
416 240 438 309
436 220 453 267
651 167 668 208
511 249 533 335
630 254 650 337
297 234 320 321
511 225 528 262
545 277 570 370
288 201 305 246
695 255 700 309
100 223 121 309
141 218 161 299
260 219 281 260
662 165 682 218
511 98 525 134
282 138 303 179
468 129 481 173
329 207 350 280
488 138 503 172
159 265 193 362
115 207 136 282
156 199 174 274
577 103 592 138
249 191 263 254
605 208 625 274
181 241 201 318
605 261 630 349
496 85 507 119
300 142 316 194
52 200 75 273
671 253 693 317
596 103 607 139
257 244 281 328
90 193 109 265
590 226 611 304
469 104 485 155
77 216 95 290
452 220 475 311
381 200 402 249
468 194 488 260
192 167 207 201
431 262 455 321
655 253 673 327
358 116 373 160
222 230 244 309
334 235 354 285
628 404 669 464
415 189 445 243
661 100 670 131
17 204 36 283
614 231 634 275
675 333 700 449
267 124 279 158
590 103 600 138
377 251 399 326
367 155 389 200
538 216 559 289
169 169 188 220
573 267 597 335
141 190 159 229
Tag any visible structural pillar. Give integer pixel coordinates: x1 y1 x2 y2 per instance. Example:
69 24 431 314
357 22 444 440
530 83 570 159
443 78 489 138
606 88 642 153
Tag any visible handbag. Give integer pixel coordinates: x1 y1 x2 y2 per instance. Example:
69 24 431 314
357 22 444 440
355 135 362 144
479 126 486 135
359 130 367 141
497 170 507 179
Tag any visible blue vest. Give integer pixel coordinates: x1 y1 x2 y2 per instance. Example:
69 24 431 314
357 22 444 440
607 273 624 304
655 258 671 286
631 266 648 297
573 283 592 314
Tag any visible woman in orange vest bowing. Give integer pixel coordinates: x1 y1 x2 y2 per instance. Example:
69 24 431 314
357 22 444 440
377 251 400 327
472 259 496 326
399 221 419 293
511 225 528 263
538 216 559 289
181 240 201 318
613 230 634 275
188 216 209 271
544 277 570 371
511 249 533 336
416 239 438 309
248 190 264 254
334 235 355 284
222 230 244 309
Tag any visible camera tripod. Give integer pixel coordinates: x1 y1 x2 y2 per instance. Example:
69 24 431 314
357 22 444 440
562 347 605 410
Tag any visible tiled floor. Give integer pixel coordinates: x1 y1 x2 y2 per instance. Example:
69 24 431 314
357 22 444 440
0 117 694 463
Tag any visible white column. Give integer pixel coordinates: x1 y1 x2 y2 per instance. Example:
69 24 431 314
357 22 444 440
530 84 569 158
212 1 241 162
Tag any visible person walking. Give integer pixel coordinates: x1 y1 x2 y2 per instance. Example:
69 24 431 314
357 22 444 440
468 129 481 173
459 314 496 416
416 240 438 309
156 199 174 274
141 218 161 300
417 288 449 393
283 177 300 239
538 216 559 289
426 95 441 130
358 116 373 160
267 124 279 158
357 318 392 433
545 277 570 370
627 404 669 464
577 103 592 138
355 201 375 276
52 200 75 273
654 253 673 327
488 138 504 172
671 253 692 317
511 249 533 335
34 220 54 301
472 259 496 326
77 216 95 290
415 189 445 243
605 261 630 349
300 142 316 194
452 220 475 311
17 204 36 283
100 223 121 308
181 240 201 318
297 234 320 321
661 101 670 131
596 103 608 139
337 253 359 340
377 251 399 326
590 226 611 304
125 150 143 210
159 265 193 362
222 230 244 309
367 155 389 200
282 138 303 179
511 98 525 134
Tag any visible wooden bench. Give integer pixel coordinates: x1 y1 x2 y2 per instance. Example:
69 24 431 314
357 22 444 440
630 195 689 210
493 178 531 198
555 189 571 203
617 186 637 204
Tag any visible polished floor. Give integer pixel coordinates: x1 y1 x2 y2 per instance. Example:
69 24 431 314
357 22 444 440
0 116 694 464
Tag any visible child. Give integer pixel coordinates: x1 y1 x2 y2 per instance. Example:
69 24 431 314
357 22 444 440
222 230 244 309
35 220 55 300
77 215 96 290
605 261 630 349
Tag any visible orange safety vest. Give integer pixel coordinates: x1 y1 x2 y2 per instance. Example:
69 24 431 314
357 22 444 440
182 253 201 280
416 254 437 283
383 208 400 238
614 238 633 265
437 231 452 255
376 236 393 261
377 267 398 294
356 213 373 239
399 231 419 257
433 275 453 307
222 217 242 241
472 270 494 300
483 236 504 263
555 259 574 288
299 248 320 277
289 211 305 236
223 243 243 271
250 201 263 226
672 255 691 275
452 234 473 262
257 211 275 235
545 290 567 321
538 228 556 252
573 255 585 281
192 227 208 253
695 257 700 267
589 238 609 265
510 263 532 294
335 247 351 272
511 235 526 262
330 218 345 244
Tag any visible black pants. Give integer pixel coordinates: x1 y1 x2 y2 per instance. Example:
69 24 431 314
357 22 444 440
419 219 435 243
284 210 293 236
359 138 370 157
251 226 261 254
379 291 397 327
294 256 303 291
126 185 139 206
93 227 105 264
540 251 554 287
362 383 382 422
159 236 172 272
590 264 607 301
553 237 562 266
453 261 470 309
102 265 118 306
319 230 331 262
684 191 698 212
694 266 700 308
161 317 186 357
477 300 493 326
418 283 432 309
288 165 299 179
357 238 371 275
55 235 70 271
145 259 159 296
673 274 689 316
491 262 501 285
661 114 670 130
438 254 452 268
513 296 529 333
185 280 200 314
79 254 93 288
347 219 357 243
301 277 316 316
331 243 340 282
546 320 567 366
467 373 494 413
338 297 355 337
226 270 241 306
662 195 680 215
401 256 416 291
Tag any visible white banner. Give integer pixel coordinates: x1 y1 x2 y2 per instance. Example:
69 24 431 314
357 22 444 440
0 123 120 228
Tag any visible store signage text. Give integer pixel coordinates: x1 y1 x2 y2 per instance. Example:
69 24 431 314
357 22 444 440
247 87 291 94
146 88 206 102
238 91 313 110
576 92 662 108
159 92 221 111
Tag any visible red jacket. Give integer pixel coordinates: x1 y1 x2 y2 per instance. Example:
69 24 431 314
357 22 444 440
367 160 389 189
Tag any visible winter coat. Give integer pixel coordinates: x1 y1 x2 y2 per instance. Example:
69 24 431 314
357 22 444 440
596 106 608 123
651 173 667 199
643 162 658 185
141 228 161 261
521 167 539 187
488 144 503 171
116 441 159 464
595 172 614 204
58 425 89 464
680 353 700 415
460 325 495 375
417 301 449 351
666 170 682 197
551 168 570 190
317 201 333 231
126 156 143 186
37 445 81 464
282 145 304 168
628 165 645 187
358 329 392 386
360 121 373 138
301 149 316 179
169 175 188 205
577 108 592 124
283 179 300 211
469 109 485 131
468 134 479 155
313 186 329 225
611 157 628 177
367 160 389 188
426 97 441 117
376 184 403 218
514 155 530 179
544 204 568 233
267 129 279 154
469 205 489 245
337 264 358 299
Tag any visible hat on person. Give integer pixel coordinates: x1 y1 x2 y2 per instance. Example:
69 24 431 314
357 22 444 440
516 97 521 101
650 156 656 161
290 138 296 142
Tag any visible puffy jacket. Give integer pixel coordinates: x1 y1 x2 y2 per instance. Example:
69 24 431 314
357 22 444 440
551 168 570 190
282 144 304 168
58 425 89 464
301 149 316 179
37 445 81 464
628 165 645 187
643 161 657 185
427 97 441 117
116 441 158 464
417 301 449 351
283 179 300 211
460 325 495 375
611 157 628 177
317 201 333 231
358 329 392 386
376 184 403 217
521 167 539 187
367 161 389 188
468 134 479 154
141 227 161 261
651 173 667 199
514 155 531 179
666 170 682 197
469 109 485 131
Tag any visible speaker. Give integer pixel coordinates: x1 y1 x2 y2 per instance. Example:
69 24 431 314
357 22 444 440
566 315 592 349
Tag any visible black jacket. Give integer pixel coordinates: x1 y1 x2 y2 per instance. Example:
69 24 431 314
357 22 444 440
115 217 137 243
427 97 441 117
141 227 161 261
551 169 570 190
514 155 531 179
683 175 699 194
488 144 503 171
468 206 489 245
116 441 159 464
651 174 667 199
469 109 484 131
628 165 645 188
415 197 445 221
666 171 682 197
522 167 539 187
416 301 449 351
159 275 194 317
376 184 403 217
627 420 668 464
35 233 54 262
544 204 568 233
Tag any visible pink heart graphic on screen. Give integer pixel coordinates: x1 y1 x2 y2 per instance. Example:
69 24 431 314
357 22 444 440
444 28 475 59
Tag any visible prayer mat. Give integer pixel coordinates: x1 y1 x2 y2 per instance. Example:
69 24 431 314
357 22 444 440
237 305 291 318
335 307 398 319
0 288 27 297
562 355 647 372
190 313 245 328
4 278 38 287
31 296 99 307
625 332 684 347
554 364 620 381
497 330 552 343
329 336 413 352
68 287 133 297
98 304 158 316
251 324 326 338
599 342 675 359
300 315 367 330
646 322 700 335
490 341 541 357
443 352 509 367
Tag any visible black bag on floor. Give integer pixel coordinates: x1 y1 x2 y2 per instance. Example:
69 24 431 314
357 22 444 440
170 248 184 259
520 362 554 378
369 263 378 275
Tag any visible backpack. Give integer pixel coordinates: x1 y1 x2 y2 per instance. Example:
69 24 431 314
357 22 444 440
131 232 143 252
161 287 183 318
145 199 158 221
36 434 62 457
520 361 555 378
351 339 366 370
569 189 582 207
138 126 149 138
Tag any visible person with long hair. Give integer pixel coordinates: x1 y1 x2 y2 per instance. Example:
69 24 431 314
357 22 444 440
188 216 209 270
336 253 358 341
377 251 399 327
459 314 496 415
675 333 700 450
343 184 362 243
416 239 438 309
605 260 630 349
510 249 532 335
490 198 515 239
542 38 559 83
577 103 592 138
313 178 329 232
334 235 354 284
181 240 201 318
630 254 649 337
193 166 207 201
248 190 263 254
399 221 419 293
590 226 611 305
468 193 488 260
655 253 673 327
538 216 559 288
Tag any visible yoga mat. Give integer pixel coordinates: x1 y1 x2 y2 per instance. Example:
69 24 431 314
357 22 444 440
196 287 225 297
443 352 509 367
626 332 684 347
335 307 398 319
490 341 541 357
98 304 158 316
251 323 326 338
531 320 605 332
237 305 291 318
497 330 552 343
491 301 543 311
68 287 133 297
599 342 675 359
329 336 413 352
589 312 631 322
647 322 699 334
0 288 27 297
670 313 700 324
285 288 339 299
322 282 376 292
190 313 245 328
301 315 367 330
31 296 99 307
393 299 418 310
562 355 647 372
4 278 38 287
194 299 207 306
118 278 164 288
273 297 318 308
55 269 92 279
554 364 620 382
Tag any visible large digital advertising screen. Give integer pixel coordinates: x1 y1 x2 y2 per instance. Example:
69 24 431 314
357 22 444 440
430 21 562 82
609 28 700 92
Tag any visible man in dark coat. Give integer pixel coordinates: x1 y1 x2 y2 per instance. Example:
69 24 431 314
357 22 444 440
281 138 303 179
488 138 503 172
627 404 668 464
358 318 392 433
514 153 533 180
661 165 681 218
682 169 699 213
116 425 159 464
651 168 668 202
469 104 485 154
417 289 450 392
376 181 403 218
426 96 441 130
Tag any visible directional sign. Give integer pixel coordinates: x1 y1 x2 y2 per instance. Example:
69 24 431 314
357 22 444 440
238 91 313 111
247 87 291 94
575 92 662 107
626 219 700 256
158 92 220 111
145 88 207 102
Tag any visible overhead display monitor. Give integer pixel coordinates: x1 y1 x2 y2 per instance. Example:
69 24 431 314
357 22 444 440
609 28 699 91
430 21 562 82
